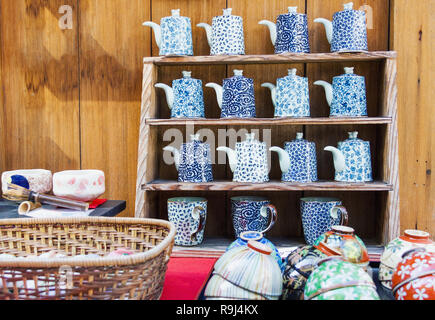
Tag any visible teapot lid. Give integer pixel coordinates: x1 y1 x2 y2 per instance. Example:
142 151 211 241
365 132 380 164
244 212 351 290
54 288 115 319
288 6 298 14
190 133 201 141
296 132 304 140
245 132 256 141
343 2 354 10
182 71 192 78
344 67 355 75
233 69 244 77
171 9 181 17
247 241 272 256
288 68 298 76
223 8 233 16
348 131 359 139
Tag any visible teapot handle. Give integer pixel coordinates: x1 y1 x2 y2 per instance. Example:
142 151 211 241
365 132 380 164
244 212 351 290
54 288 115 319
259 204 278 235
190 205 207 242
330 205 349 226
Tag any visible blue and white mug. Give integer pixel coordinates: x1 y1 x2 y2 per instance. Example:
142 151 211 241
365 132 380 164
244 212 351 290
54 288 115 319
231 196 278 238
168 197 207 246
300 197 349 245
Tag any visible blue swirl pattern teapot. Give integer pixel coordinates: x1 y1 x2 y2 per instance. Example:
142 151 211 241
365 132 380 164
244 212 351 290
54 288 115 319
217 133 269 183
197 8 245 56
262 69 310 118
259 6 310 53
163 134 213 183
314 67 367 117
143 9 193 56
155 71 205 118
206 70 256 119
314 2 368 53
270 133 318 183
324 132 373 183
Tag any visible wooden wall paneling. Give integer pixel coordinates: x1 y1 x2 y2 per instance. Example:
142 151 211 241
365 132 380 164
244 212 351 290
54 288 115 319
0 0 80 174
79 0 151 217
150 0 227 57
390 0 434 236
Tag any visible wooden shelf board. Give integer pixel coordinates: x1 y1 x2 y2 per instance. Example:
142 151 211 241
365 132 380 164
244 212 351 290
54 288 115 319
142 180 393 192
171 237 385 262
143 51 397 66
145 117 392 126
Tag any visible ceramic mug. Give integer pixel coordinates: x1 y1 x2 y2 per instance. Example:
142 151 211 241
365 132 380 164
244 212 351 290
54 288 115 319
300 197 349 245
231 196 278 238
167 197 207 246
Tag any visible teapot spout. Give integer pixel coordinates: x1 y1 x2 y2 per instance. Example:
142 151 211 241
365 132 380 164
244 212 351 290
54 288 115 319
324 146 346 173
155 83 174 110
216 147 237 173
314 18 333 44
261 83 277 110
205 83 224 109
269 147 290 174
314 80 333 107
258 20 277 46
143 21 162 49
197 23 213 49
163 146 180 171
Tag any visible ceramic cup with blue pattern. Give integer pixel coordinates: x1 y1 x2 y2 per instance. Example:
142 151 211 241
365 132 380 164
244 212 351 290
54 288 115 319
262 69 310 118
207 70 256 119
259 6 310 54
231 196 278 238
155 71 205 118
314 67 367 117
163 134 214 183
168 197 207 246
144 9 194 56
198 8 245 56
300 197 349 246
315 2 368 53
270 132 318 183
324 132 373 183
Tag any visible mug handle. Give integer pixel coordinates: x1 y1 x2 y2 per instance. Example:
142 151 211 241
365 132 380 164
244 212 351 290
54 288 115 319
330 205 349 226
190 206 206 242
259 204 278 234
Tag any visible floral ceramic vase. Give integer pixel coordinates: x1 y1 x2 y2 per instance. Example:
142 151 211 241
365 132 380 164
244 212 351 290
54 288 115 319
205 241 283 300
314 225 370 269
392 248 435 300
227 231 283 271
304 257 380 300
379 229 435 290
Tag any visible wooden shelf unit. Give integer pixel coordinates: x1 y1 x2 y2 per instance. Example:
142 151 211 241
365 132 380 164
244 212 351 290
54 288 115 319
136 52 400 256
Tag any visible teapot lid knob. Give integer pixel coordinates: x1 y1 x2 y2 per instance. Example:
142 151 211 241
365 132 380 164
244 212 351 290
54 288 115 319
296 132 304 140
344 67 355 74
246 132 255 141
234 69 244 76
182 71 192 78
223 8 233 16
289 68 297 76
348 131 358 139
344 2 354 10
171 9 181 17
190 133 201 141
288 6 298 14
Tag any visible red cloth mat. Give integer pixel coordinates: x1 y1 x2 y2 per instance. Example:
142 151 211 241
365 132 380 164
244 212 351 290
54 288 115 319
160 257 217 300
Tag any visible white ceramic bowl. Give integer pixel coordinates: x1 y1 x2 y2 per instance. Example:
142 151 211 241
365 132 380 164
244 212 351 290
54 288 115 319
1 169 52 194
53 170 105 202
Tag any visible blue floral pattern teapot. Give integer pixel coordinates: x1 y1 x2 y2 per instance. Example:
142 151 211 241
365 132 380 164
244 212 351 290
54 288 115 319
259 6 310 53
324 132 373 183
143 9 193 56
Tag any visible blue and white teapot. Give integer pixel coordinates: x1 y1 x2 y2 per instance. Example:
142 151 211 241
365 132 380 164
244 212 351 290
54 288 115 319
314 2 368 53
163 134 213 183
206 70 256 119
197 8 245 56
270 133 318 183
314 67 367 117
155 71 205 118
217 133 269 183
143 9 193 56
262 68 310 118
324 132 373 183
259 6 310 53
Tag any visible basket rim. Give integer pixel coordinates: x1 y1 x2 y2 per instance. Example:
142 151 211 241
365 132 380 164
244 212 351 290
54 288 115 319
0 216 176 268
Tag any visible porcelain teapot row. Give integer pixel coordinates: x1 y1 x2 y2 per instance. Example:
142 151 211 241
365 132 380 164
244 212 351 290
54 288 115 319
144 3 369 56
156 68 367 119
164 132 373 184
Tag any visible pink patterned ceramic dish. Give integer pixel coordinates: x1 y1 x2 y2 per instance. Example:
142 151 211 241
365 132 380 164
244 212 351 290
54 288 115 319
53 170 105 202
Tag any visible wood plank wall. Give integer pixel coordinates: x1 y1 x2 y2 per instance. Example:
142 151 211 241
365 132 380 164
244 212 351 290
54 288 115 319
0 1 432 235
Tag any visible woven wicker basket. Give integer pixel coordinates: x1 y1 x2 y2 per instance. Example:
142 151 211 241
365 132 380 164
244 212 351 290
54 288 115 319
0 217 175 300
